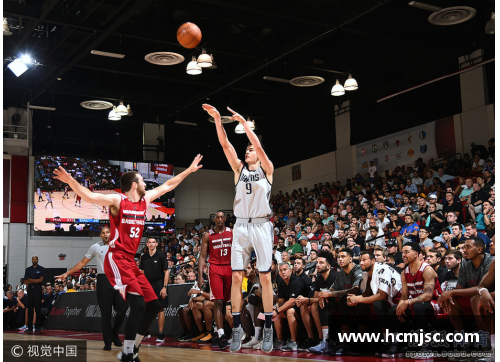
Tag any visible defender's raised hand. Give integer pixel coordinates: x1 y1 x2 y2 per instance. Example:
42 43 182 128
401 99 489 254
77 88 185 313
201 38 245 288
53 166 73 184
202 104 220 120
188 154 204 173
227 107 245 123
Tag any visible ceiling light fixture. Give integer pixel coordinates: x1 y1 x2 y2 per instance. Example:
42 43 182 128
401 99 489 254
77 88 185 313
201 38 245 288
343 74 358 91
90 50 125 59
235 118 256 134
485 12 495 34
7 59 29 77
127 104 133 116
174 121 197 126
197 49 212 68
263 76 290 83
115 101 128 116
28 105 56 111
186 56 202 75
3 18 12 36
108 106 121 121
331 79 345 96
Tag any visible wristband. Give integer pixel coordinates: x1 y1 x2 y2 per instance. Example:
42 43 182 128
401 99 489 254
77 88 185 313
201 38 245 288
478 288 488 295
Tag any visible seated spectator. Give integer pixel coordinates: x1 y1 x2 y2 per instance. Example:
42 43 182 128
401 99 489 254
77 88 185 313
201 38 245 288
425 249 447 284
472 154 485 172
317 248 363 355
467 182 489 221
3 291 17 330
459 178 474 202
273 262 306 351
464 222 492 254
175 281 212 342
387 211 404 236
438 237 494 352
384 243 442 358
397 215 420 250
376 209 390 232
346 252 403 356
442 192 462 219
405 179 418 194
430 167 454 184
15 290 27 330
484 209 495 240
475 199 493 231
440 249 462 291
428 194 443 210
424 203 446 237
346 237 361 263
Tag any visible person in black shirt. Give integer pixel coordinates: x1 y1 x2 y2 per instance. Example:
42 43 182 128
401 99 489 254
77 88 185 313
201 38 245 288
441 249 462 291
3 291 17 330
273 263 304 351
442 192 462 219
387 212 405 236
386 239 405 270
40 285 56 326
297 250 337 354
140 237 169 342
425 249 448 284
24 256 44 333
467 182 490 221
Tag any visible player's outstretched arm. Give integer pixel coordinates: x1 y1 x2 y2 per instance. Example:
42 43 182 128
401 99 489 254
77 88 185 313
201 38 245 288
53 167 120 208
54 257 91 281
227 107 274 177
202 104 242 173
146 154 203 203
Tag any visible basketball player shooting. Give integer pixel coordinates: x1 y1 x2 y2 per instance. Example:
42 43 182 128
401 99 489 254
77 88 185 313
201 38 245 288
54 154 203 362
202 104 274 353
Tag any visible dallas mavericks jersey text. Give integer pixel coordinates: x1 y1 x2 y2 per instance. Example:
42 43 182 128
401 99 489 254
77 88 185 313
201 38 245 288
234 165 272 219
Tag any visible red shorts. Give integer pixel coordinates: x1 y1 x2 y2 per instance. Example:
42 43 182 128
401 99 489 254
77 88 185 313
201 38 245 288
454 296 473 316
104 251 157 303
208 264 232 302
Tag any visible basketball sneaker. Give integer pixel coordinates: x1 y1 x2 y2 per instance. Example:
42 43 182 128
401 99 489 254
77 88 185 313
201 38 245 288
229 326 244 352
261 327 273 353
242 336 260 349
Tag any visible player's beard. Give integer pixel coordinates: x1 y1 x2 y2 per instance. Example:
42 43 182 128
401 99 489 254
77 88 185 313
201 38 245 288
137 184 146 198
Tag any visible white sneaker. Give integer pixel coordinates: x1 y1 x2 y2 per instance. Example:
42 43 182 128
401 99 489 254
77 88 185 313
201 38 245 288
242 336 260 349
253 341 263 350
18 325 27 330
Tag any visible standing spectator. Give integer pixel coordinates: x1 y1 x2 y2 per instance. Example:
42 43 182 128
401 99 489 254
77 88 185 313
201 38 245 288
24 256 44 333
368 161 377 179
140 237 170 343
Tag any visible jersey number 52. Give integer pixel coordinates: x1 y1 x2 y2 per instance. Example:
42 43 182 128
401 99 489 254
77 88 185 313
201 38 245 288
129 227 140 238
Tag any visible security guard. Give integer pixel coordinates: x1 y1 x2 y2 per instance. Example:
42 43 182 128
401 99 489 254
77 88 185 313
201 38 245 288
24 255 44 333
56 227 128 350
140 237 169 342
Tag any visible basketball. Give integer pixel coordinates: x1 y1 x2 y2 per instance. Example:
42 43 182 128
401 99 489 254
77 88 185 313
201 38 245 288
177 22 202 49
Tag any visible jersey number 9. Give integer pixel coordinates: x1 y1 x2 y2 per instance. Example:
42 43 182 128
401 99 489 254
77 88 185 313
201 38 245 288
246 183 252 194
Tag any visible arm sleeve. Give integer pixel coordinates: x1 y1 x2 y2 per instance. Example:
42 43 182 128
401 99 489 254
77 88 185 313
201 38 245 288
352 266 363 287
84 245 96 261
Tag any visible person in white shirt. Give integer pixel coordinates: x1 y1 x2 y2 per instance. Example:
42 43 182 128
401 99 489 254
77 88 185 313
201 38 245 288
368 161 377 178
472 154 485 172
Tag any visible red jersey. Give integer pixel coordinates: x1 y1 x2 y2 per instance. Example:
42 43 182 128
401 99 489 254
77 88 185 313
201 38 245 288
109 195 147 256
404 262 442 301
208 227 232 265
89 185 94 192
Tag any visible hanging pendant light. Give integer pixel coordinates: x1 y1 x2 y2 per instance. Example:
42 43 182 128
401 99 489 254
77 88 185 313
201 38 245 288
485 12 495 34
186 56 202 75
3 18 12 36
344 74 358 91
331 79 345 96
108 106 121 121
196 49 212 68
235 118 255 134
115 101 128 116
127 104 133 116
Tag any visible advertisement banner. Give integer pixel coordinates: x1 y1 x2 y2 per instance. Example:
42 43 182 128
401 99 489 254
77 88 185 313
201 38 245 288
356 121 437 174
45 283 193 336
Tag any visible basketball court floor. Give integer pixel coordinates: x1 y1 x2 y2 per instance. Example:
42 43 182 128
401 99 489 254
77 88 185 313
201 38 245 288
4 330 449 361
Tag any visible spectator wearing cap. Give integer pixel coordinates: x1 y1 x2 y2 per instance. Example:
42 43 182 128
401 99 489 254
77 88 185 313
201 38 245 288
394 194 404 209
386 239 405 269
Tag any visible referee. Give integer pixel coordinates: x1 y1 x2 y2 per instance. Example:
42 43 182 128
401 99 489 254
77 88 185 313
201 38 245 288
140 237 169 342
56 227 128 350
24 256 44 333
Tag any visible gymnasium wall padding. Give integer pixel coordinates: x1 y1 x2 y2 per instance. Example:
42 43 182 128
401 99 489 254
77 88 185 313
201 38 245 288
10 155 28 223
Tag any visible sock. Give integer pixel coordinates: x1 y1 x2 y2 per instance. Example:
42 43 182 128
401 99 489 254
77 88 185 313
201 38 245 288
134 334 144 348
218 329 224 338
255 327 262 339
264 312 273 329
214 327 218 333
322 328 329 342
232 312 241 328
124 340 134 355
492 334 495 349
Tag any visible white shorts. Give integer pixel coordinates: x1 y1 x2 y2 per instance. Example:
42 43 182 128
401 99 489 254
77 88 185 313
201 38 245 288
232 219 273 273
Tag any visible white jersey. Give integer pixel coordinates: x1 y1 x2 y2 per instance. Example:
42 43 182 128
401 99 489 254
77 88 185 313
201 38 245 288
37 188 41 196
359 262 402 306
46 192 52 202
84 241 109 274
234 165 272 219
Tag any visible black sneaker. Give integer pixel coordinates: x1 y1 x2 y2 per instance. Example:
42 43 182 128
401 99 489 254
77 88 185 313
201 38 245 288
375 342 389 357
298 338 316 352
120 353 134 362
330 343 350 356
219 336 229 350
156 333 164 342
382 343 404 358
415 344 433 360
179 330 195 342
212 334 219 347
175 330 188 340
103 344 111 351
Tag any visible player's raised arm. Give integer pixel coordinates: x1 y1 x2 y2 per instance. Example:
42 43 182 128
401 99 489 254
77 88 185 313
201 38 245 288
145 154 203 203
202 104 242 173
54 167 120 208
227 107 274 177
